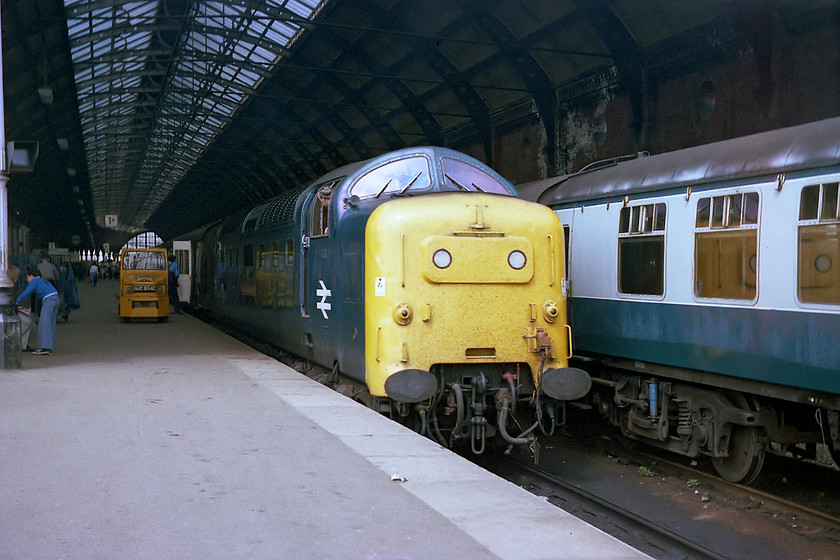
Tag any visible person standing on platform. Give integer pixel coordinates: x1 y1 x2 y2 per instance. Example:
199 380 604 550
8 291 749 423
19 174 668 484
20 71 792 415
16 268 59 355
59 259 80 322
37 253 59 289
89 261 99 287
167 254 182 314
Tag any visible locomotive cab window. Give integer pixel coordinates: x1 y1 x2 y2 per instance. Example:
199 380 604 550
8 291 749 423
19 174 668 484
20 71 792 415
798 183 840 304
617 203 666 296
440 157 512 195
349 156 431 199
694 192 759 300
310 179 340 237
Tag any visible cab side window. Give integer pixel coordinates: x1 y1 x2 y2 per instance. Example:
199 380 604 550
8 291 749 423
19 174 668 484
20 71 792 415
618 203 666 295
798 183 840 304
694 192 759 300
310 180 340 237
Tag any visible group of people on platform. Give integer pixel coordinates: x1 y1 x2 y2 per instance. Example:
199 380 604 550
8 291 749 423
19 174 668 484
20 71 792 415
10 251 181 357
11 253 81 356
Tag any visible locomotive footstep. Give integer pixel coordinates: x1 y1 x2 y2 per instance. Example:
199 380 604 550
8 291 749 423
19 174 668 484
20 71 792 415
390 474 408 482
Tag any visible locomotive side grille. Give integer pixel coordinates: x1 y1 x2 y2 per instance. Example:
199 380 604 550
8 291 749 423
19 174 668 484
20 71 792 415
466 348 496 359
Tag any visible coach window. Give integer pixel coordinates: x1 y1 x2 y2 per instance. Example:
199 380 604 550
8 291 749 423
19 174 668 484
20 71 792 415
271 241 280 268
285 238 294 266
349 156 431 199
243 244 254 268
258 244 267 268
798 183 840 304
618 202 666 295
694 192 759 300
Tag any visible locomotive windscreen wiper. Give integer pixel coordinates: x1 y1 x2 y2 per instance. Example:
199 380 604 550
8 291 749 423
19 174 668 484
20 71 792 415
444 173 469 191
398 171 424 194
471 183 485 192
375 179 393 198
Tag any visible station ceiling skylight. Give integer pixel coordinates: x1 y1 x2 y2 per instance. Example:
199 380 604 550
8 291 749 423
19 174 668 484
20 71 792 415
63 0 325 232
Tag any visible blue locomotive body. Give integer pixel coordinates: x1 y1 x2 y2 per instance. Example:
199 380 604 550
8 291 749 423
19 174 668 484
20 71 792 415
524 117 840 482
183 146 587 453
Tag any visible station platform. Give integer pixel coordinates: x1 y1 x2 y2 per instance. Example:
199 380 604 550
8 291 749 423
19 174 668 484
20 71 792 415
0 280 650 560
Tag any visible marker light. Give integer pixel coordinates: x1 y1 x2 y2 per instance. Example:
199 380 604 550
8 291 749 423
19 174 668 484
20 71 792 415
433 249 452 269
508 250 526 270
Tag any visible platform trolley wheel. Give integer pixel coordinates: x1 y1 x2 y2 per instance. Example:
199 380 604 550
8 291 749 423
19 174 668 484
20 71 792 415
158 316 169 323
712 393 765 484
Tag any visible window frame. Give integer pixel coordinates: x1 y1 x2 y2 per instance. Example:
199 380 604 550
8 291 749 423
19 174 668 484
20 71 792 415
796 182 840 306
692 190 760 303
616 201 667 299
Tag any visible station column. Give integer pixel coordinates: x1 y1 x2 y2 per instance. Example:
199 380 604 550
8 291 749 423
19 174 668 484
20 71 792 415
0 3 22 369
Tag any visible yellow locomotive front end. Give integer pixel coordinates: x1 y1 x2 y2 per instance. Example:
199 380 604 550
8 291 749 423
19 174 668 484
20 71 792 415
365 192 589 451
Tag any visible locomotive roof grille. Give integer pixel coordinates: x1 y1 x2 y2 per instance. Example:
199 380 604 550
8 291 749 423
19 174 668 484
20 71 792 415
259 185 309 227
239 185 308 232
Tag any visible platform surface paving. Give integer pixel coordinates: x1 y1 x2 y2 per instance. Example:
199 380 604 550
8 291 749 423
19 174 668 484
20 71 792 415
0 280 650 559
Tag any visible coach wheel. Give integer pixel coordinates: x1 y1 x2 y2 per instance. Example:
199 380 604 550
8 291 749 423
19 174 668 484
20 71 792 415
824 411 840 468
712 394 765 484
828 443 840 468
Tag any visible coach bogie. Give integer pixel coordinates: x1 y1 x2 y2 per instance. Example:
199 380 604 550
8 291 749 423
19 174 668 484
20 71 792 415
603 371 769 480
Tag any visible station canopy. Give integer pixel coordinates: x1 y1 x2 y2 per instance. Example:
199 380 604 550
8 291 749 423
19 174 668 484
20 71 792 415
1 0 835 251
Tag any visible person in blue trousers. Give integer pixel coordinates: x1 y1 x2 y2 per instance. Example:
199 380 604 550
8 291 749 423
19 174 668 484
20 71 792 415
167 254 182 314
16 268 59 355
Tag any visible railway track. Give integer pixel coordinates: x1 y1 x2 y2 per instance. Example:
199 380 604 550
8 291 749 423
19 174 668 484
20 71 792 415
474 422 840 560
476 452 727 560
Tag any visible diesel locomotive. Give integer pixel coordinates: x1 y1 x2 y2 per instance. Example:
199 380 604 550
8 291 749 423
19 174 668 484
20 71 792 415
522 117 840 482
179 147 590 453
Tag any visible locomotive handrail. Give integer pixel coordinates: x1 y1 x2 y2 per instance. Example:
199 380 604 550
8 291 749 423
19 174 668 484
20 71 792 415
548 234 555 287
565 325 573 360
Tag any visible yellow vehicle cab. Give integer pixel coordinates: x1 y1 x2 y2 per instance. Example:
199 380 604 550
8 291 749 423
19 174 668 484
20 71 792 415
119 248 169 322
